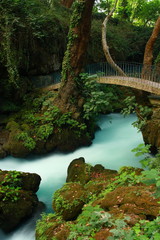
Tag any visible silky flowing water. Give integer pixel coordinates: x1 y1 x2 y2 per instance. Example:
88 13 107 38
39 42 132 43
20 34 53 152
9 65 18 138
0 113 143 240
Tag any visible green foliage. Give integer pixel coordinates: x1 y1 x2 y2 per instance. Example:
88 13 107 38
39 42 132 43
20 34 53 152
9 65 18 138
0 0 69 91
0 170 22 202
53 182 85 216
141 169 160 198
132 143 151 157
94 0 160 26
131 216 160 239
68 205 132 240
81 73 118 120
68 205 111 240
36 213 63 240
132 143 160 197
10 90 87 150
36 124 53 140
121 96 152 130
1 170 22 188
16 131 36 150
61 0 85 82
98 168 141 200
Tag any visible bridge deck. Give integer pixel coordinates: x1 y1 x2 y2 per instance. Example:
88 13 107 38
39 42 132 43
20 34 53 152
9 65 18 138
99 76 160 95
40 75 160 95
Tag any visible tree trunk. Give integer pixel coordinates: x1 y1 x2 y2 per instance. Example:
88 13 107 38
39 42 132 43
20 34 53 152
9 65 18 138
142 16 160 78
61 0 74 8
102 0 126 76
55 0 95 119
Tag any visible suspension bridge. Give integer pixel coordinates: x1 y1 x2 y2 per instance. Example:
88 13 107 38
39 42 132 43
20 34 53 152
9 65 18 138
36 62 160 95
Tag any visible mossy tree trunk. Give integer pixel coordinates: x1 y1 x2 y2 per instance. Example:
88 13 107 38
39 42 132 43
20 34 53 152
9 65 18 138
55 0 95 119
135 17 160 106
142 16 160 78
61 0 75 8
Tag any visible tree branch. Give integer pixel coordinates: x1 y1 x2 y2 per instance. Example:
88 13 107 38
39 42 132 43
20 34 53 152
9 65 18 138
102 0 126 76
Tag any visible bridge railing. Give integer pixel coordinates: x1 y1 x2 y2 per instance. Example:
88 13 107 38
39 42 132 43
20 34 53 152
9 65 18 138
32 62 160 88
85 62 160 83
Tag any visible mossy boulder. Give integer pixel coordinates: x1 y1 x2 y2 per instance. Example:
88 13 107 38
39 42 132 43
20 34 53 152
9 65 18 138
0 170 41 192
0 146 7 158
6 121 20 131
45 128 91 153
21 172 41 192
0 190 38 232
90 164 118 181
0 169 41 232
36 160 160 240
0 129 9 159
66 158 117 185
3 128 31 158
36 214 70 240
142 106 160 152
95 185 160 225
66 157 93 184
52 182 86 220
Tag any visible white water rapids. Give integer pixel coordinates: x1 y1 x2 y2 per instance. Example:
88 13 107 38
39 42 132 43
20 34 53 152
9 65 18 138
0 113 143 240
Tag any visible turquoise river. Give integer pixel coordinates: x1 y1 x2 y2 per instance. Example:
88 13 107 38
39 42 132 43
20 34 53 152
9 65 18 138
0 113 143 240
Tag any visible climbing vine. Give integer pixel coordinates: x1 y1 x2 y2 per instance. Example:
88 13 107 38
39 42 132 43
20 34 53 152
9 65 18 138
1 14 20 87
61 0 85 82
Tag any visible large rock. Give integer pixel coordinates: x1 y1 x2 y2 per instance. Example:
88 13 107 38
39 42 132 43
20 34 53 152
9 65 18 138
142 100 160 152
36 214 70 240
52 182 86 221
0 129 9 158
66 158 117 184
0 170 41 232
45 128 92 153
66 157 93 184
94 185 160 225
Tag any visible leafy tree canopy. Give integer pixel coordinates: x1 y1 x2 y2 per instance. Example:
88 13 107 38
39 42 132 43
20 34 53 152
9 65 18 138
94 0 160 26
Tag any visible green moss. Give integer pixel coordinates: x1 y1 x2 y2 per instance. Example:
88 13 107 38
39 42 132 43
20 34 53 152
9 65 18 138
61 1 85 82
36 213 70 240
52 182 86 220
6 121 20 131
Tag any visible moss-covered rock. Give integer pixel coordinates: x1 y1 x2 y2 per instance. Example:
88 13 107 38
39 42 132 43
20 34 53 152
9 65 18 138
3 129 31 157
95 185 160 225
0 190 38 232
0 169 41 232
0 129 9 159
66 158 118 185
0 146 7 158
36 160 160 240
66 157 93 184
52 182 86 221
45 128 91 153
142 104 160 152
36 214 70 240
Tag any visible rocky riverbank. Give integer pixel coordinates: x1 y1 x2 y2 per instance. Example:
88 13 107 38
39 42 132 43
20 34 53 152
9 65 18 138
36 157 160 240
141 95 160 152
0 89 93 159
